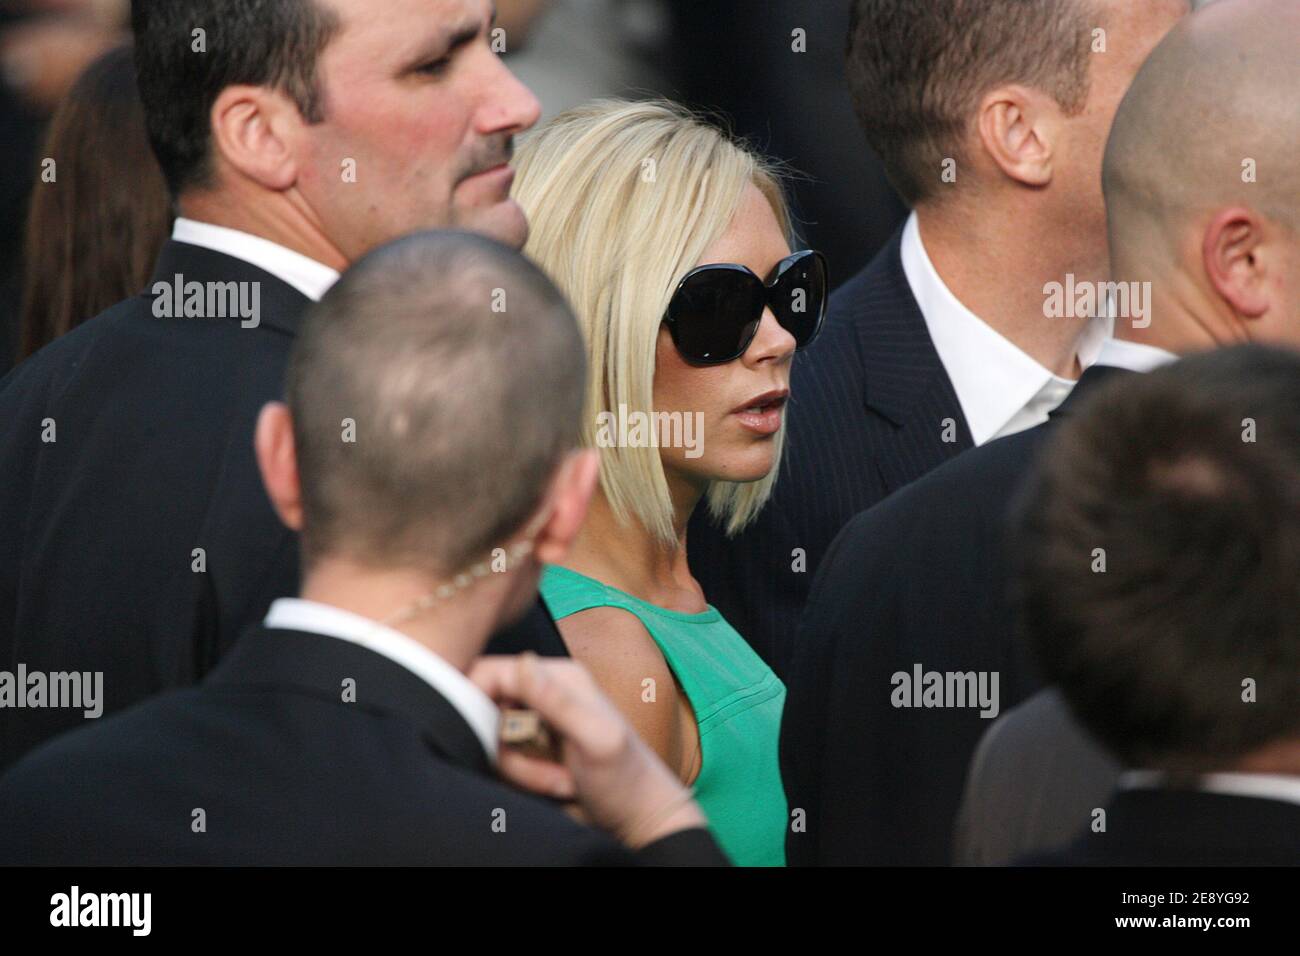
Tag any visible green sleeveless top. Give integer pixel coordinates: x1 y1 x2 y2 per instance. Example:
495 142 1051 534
540 564 787 866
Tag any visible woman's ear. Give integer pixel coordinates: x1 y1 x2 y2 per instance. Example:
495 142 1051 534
208 85 304 193
254 401 304 531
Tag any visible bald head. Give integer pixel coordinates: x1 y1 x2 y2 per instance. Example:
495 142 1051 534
285 231 587 576
1104 0 1300 266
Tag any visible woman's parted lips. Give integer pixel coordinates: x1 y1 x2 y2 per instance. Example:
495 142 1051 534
731 388 789 415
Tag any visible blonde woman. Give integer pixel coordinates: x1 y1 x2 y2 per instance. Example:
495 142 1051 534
512 100 827 866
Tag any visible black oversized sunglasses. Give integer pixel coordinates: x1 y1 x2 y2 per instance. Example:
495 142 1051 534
662 249 828 365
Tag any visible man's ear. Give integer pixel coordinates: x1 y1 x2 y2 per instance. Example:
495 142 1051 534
976 85 1056 188
532 449 600 566
209 85 304 192
255 401 304 531
1202 207 1271 321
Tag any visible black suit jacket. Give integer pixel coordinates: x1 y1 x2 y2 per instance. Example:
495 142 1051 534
688 227 973 676
0 624 727 865
1022 789 1300 866
0 240 565 772
781 364 1133 865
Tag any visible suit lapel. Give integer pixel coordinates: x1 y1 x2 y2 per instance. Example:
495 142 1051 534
207 626 494 777
843 228 1137 495
849 229 974 493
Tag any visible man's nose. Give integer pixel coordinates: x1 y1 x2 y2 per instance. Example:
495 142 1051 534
477 51 542 137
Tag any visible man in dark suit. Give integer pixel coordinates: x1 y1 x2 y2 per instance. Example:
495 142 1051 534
780 0 1300 865
0 232 728 866
1012 345 1300 866
780 358 1144 866
687 0 1188 675
0 0 561 772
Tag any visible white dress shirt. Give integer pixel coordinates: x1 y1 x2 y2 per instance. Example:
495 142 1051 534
172 218 340 302
900 212 1111 445
1119 770 1300 808
263 597 500 765
1090 335 1178 373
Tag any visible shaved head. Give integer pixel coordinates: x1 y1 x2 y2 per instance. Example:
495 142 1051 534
1104 0 1300 268
287 231 586 576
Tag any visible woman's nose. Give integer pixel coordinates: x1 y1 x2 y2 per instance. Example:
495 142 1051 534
744 307 798 364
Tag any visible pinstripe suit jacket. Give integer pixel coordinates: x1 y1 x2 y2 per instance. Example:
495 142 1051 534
687 227 973 676
780 364 1131 866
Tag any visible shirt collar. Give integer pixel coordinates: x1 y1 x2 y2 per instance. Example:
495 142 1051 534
900 211 1111 445
172 218 340 302
263 597 500 765
1091 336 1179 373
1120 770 1300 807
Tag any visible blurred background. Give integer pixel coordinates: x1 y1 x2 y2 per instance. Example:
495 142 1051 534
0 0 906 373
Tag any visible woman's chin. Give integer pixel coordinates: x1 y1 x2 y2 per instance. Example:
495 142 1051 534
701 452 779 485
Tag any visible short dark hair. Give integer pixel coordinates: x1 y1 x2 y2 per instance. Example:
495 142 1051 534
1014 345 1300 772
845 0 1096 205
287 231 587 576
131 0 341 196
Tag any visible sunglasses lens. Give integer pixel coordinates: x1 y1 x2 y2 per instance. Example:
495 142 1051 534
668 269 766 363
771 253 827 348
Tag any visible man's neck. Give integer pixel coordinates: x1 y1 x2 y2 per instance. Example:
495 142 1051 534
1230 739 1300 777
915 202 1103 378
179 186 349 272
1111 254 1245 355
297 558 507 673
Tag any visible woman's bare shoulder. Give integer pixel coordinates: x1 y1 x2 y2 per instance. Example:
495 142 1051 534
557 605 670 677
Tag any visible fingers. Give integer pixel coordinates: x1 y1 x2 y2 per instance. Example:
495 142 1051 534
469 652 569 703
475 656 579 797
468 655 523 699
514 653 591 739
496 748 576 801
474 653 690 844
474 653 606 746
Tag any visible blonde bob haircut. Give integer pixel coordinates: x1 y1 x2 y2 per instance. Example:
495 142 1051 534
512 98 795 547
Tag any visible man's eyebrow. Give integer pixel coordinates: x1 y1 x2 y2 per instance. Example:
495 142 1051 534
403 17 483 68
445 19 482 50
